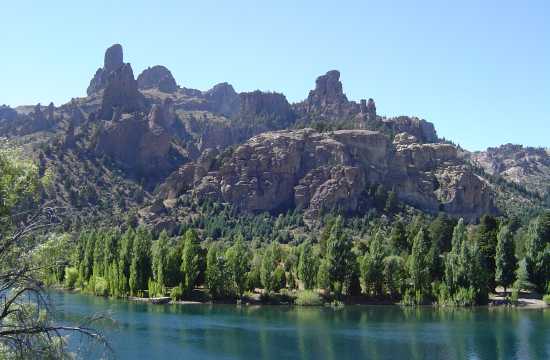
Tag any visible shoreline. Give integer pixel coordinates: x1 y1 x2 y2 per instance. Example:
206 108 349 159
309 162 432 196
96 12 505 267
54 288 548 309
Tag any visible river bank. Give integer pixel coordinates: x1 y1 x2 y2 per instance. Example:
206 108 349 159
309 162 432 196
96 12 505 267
62 286 548 309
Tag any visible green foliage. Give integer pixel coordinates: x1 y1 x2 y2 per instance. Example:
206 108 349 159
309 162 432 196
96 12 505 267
294 290 323 306
181 229 201 294
170 284 184 301
316 258 331 290
297 242 319 290
325 217 355 296
383 255 406 299
543 294 550 305
495 225 517 292
64 267 78 289
408 227 433 304
129 226 152 296
205 245 232 299
443 219 489 305
476 215 499 290
359 231 385 297
152 231 170 292
524 212 550 293
272 266 287 292
260 243 281 292
93 276 108 297
225 234 250 296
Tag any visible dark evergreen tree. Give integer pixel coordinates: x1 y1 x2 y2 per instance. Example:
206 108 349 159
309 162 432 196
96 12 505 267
495 225 517 295
524 212 550 293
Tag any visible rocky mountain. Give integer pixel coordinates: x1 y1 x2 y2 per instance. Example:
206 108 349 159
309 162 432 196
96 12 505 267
471 144 550 196
0 43 545 229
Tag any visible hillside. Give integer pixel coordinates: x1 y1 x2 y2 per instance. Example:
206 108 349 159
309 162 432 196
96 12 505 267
0 44 547 231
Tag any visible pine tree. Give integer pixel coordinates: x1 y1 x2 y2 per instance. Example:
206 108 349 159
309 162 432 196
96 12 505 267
429 213 456 253
495 225 517 295
476 215 499 291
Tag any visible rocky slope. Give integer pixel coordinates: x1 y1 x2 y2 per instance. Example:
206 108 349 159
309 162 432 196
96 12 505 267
1 43 545 228
470 144 550 196
158 129 495 222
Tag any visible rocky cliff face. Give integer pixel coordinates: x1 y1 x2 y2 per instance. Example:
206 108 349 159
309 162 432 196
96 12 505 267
471 144 550 195
95 111 175 178
160 128 495 220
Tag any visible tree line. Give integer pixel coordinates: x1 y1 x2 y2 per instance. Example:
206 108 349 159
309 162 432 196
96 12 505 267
52 210 550 306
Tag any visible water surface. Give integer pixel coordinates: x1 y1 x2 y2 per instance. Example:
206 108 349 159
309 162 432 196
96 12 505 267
53 292 550 359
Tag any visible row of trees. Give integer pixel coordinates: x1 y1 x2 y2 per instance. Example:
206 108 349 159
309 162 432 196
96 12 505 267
56 210 550 306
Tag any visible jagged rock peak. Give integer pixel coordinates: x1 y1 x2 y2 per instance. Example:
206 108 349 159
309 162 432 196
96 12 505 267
309 70 348 103
87 44 127 96
104 44 124 73
137 65 178 93
99 63 144 119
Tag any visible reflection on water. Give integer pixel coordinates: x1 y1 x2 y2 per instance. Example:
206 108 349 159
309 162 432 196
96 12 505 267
52 292 550 360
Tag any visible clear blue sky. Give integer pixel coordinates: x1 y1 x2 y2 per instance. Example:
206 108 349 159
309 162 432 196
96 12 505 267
1 0 548 150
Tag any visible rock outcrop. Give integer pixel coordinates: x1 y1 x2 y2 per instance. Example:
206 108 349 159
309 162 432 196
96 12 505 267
383 116 438 143
471 144 550 195
239 91 295 127
160 128 495 220
137 65 178 93
204 82 240 117
95 113 173 177
87 44 125 95
99 63 144 119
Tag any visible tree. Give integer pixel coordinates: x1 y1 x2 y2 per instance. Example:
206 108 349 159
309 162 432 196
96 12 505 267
389 220 408 253
408 227 433 303
129 226 152 296
225 234 250 297
476 215 499 291
117 227 135 295
151 230 170 295
429 213 456 253
0 146 104 357
444 219 488 305
297 242 319 290
260 243 280 292
524 212 550 293
383 255 406 299
181 229 201 295
359 231 385 297
495 225 517 295
325 217 355 296
205 245 231 299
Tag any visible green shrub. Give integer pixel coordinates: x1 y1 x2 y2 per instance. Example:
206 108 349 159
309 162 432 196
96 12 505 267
294 290 323 306
543 295 550 305
170 285 183 301
94 277 108 297
64 267 78 289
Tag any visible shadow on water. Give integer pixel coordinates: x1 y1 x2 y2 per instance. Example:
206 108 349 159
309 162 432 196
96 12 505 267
51 292 550 360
